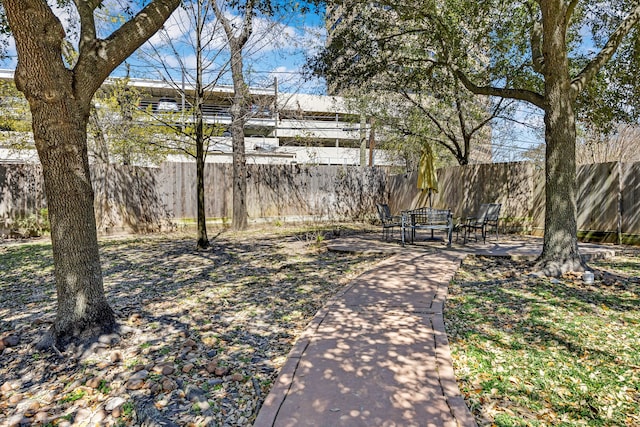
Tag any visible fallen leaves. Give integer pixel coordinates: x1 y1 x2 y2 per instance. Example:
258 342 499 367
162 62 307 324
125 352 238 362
0 226 387 426
447 254 640 426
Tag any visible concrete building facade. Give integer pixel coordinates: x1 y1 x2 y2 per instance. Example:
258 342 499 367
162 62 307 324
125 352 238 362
0 69 394 167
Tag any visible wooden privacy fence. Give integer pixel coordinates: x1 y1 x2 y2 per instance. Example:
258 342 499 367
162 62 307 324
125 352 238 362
0 162 389 235
388 162 543 234
157 163 387 222
388 161 640 243
2 160 640 242
0 163 47 235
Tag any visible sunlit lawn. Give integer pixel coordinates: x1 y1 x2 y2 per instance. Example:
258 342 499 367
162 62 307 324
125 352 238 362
447 254 640 426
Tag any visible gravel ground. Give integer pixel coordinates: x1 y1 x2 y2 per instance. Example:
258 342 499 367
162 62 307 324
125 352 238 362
0 225 387 427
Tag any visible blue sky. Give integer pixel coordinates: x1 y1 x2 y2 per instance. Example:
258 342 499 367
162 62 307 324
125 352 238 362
118 2 325 93
0 1 328 95
0 1 548 159
111 1 328 94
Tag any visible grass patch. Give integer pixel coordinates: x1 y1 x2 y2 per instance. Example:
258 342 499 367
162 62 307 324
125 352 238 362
60 389 86 404
447 255 640 426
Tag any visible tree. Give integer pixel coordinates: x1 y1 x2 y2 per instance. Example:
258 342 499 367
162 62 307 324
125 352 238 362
89 76 167 166
0 80 30 133
211 0 312 230
337 91 453 171
312 11 515 167
1 0 180 347
340 79 514 167
396 77 512 166
317 0 640 274
451 1 640 274
139 0 231 248
0 79 33 151
211 0 256 231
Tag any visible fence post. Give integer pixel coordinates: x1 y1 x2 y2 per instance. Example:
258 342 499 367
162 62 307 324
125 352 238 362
617 161 622 245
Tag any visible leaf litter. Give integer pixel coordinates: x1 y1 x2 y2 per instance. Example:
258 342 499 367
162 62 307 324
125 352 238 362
0 226 387 426
447 253 640 426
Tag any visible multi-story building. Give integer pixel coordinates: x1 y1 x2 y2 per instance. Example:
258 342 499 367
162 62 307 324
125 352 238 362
0 69 394 166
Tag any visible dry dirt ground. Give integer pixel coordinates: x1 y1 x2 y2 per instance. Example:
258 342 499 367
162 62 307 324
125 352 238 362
0 225 387 427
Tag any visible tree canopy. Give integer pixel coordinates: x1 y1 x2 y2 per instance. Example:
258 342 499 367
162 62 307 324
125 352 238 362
315 0 640 273
310 1 519 166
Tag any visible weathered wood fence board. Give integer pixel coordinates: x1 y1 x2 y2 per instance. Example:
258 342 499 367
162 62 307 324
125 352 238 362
0 162 392 235
577 162 619 235
389 160 640 242
621 163 640 236
153 163 388 221
392 162 545 233
0 164 47 231
2 160 640 242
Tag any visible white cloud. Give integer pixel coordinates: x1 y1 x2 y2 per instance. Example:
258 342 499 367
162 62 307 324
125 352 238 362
246 16 326 56
148 8 194 47
0 1 327 95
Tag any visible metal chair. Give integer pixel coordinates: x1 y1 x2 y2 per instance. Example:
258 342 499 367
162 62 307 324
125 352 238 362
376 203 402 241
462 203 501 243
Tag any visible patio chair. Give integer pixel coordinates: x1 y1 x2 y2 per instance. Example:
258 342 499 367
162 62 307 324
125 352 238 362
376 203 402 241
462 203 501 243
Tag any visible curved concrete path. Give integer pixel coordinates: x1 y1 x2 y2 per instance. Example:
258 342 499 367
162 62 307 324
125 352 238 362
254 235 615 427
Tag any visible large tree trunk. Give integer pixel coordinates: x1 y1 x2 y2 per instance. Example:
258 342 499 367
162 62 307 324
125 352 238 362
538 1 585 275
230 44 249 231
540 101 584 274
5 0 180 347
23 76 115 344
5 2 115 346
40 112 116 342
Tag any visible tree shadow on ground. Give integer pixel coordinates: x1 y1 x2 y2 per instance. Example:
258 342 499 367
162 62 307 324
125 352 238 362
0 228 386 426
446 255 640 426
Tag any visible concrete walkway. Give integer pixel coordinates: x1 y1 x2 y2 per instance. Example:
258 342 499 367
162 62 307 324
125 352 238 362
254 235 616 427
